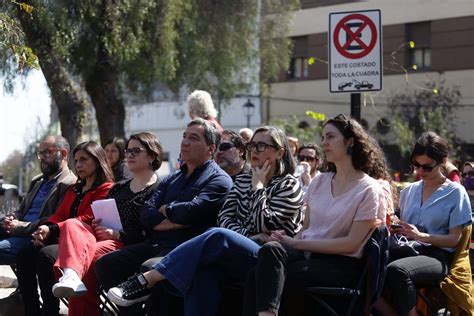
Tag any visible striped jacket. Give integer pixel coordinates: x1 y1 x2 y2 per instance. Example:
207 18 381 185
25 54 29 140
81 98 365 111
218 173 303 237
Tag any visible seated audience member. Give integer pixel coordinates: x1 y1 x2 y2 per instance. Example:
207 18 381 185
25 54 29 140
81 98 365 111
187 90 224 132
0 136 76 264
215 130 250 180
95 118 232 314
50 132 162 316
287 136 299 157
16 141 113 316
106 125 303 316
443 159 461 183
377 132 472 316
243 114 388 316
295 143 323 191
105 137 133 182
461 162 474 270
239 128 253 143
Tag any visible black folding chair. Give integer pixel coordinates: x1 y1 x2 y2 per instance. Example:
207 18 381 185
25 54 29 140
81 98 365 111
306 226 389 316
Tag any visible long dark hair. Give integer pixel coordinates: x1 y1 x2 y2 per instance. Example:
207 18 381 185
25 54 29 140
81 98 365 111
323 114 389 177
73 141 114 184
249 126 295 176
410 131 449 164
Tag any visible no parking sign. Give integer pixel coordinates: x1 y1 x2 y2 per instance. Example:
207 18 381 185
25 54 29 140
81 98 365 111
329 9 382 93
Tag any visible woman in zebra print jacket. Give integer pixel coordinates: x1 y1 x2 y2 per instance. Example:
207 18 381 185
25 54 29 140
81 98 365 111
107 126 304 315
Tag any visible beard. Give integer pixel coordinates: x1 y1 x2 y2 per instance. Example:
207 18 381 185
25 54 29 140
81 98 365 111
41 156 62 177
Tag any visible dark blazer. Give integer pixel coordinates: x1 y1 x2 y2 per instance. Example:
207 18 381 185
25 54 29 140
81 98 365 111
11 168 77 237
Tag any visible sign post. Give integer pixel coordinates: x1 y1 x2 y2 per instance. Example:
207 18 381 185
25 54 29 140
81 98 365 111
329 9 382 121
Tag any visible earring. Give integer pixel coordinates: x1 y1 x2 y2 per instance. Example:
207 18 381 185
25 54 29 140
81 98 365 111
346 145 353 156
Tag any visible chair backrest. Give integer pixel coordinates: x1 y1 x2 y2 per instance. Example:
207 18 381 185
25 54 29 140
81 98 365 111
363 226 389 306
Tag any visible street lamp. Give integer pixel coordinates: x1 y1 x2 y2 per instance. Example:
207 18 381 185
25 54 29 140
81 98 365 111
242 99 255 128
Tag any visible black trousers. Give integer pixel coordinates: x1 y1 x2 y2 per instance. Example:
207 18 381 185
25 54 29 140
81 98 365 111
94 240 171 316
243 241 363 316
385 245 452 315
16 243 59 316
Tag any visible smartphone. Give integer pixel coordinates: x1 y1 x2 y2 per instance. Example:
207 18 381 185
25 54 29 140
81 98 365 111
390 224 403 230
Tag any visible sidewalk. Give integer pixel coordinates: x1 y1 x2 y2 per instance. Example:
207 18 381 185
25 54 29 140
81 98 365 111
0 265 68 314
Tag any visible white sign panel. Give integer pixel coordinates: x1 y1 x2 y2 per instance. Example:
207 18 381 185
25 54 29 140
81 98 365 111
329 9 382 93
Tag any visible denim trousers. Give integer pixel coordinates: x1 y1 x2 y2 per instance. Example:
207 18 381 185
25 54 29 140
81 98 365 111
0 236 32 264
152 227 261 316
242 241 364 316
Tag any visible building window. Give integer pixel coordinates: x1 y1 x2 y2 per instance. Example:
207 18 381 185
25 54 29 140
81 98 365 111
287 36 309 80
288 57 309 79
406 22 431 70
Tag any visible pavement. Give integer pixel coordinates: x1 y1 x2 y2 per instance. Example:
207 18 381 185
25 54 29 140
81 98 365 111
0 265 68 315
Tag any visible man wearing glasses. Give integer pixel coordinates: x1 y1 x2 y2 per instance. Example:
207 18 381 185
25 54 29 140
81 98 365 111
95 118 233 314
215 130 250 180
296 143 323 190
0 135 76 264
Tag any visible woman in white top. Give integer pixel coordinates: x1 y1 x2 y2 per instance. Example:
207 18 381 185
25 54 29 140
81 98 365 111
243 114 389 316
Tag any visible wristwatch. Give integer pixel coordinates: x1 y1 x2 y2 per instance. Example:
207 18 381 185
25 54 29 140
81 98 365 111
165 204 172 217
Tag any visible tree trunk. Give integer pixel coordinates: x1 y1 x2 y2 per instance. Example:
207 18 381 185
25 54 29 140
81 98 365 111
85 62 126 146
16 6 90 153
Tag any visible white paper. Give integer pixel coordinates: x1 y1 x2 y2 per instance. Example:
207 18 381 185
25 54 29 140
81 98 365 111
91 199 123 231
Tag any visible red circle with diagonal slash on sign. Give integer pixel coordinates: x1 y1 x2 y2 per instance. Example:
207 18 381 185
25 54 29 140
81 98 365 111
333 13 377 59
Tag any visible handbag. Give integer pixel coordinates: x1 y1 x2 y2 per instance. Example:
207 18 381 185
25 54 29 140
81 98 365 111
0 289 24 316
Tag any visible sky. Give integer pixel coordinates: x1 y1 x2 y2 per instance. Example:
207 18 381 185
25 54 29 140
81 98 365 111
0 70 51 163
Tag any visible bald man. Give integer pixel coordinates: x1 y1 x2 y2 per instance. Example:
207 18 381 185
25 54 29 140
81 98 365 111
0 135 77 264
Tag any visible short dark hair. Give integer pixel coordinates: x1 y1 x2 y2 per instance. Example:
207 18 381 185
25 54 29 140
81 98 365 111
73 141 114 184
127 132 164 171
410 131 449 164
297 143 322 159
104 137 126 162
187 118 220 146
222 130 246 160
51 135 70 152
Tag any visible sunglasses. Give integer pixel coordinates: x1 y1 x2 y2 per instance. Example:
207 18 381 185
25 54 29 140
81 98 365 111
297 155 316 162
246 142 279 153
462 171 474 178
218 142 236 151
124 147 146 157
412 160 438 172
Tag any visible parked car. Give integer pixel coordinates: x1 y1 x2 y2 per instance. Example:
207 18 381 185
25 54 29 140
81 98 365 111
354 80 374 90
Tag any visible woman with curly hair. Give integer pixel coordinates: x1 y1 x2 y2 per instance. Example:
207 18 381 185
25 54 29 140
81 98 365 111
187 90 224 132
242 114 389 315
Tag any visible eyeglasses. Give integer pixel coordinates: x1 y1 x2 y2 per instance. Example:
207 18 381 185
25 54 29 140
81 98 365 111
298 155 316 162
462 171 474 178
412 160 438 172
124 147 146 157
246 142 279 153
36 148 58 159
218 142 236 151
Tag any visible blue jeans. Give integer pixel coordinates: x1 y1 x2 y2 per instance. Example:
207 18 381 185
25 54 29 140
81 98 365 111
153 227 261 316
0 236 32 264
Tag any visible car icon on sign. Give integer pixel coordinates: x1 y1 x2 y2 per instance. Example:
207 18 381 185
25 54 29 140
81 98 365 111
338 82 352 91
354 80 374 90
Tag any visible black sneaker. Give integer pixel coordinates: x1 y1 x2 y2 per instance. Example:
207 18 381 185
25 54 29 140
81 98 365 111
107 273 152 306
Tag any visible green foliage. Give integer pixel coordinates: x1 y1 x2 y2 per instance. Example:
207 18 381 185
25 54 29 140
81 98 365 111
389 79 461 158
271 112 325 145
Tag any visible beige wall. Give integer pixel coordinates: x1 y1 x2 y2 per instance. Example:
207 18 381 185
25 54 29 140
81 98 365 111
268 69 474 143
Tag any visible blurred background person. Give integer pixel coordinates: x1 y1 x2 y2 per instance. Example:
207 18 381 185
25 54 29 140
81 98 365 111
105 137 132 182
187 90 223 132
295 143 322 191
461 161 474 272
239 128 253 143
287 136 299 157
